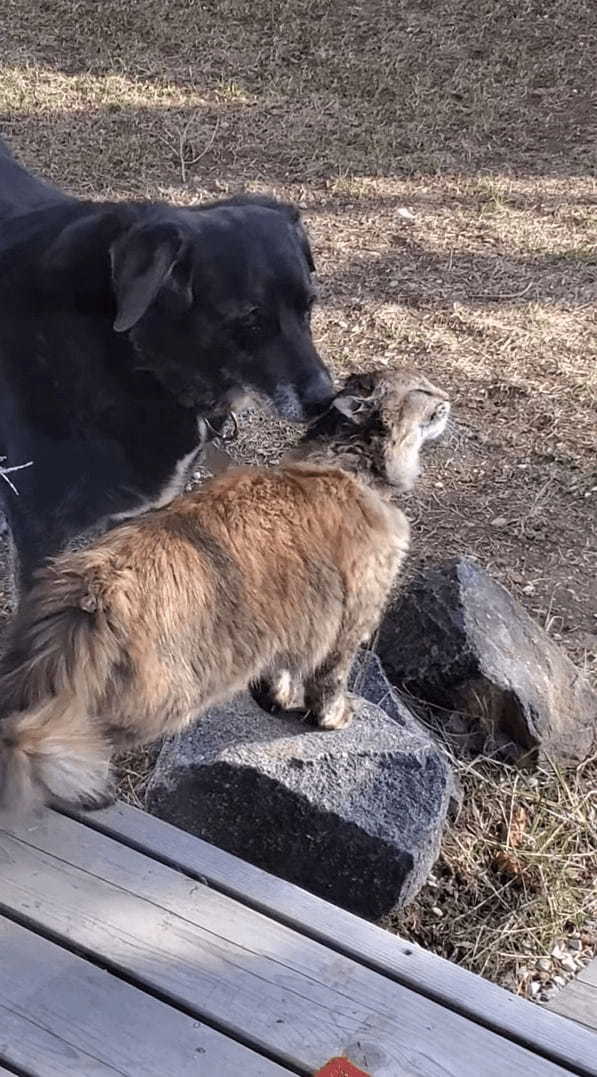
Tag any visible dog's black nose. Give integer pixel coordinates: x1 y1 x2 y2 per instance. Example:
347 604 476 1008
302 367 335 417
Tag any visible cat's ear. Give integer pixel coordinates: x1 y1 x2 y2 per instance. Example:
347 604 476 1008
332 372 378 420
332 394 371 420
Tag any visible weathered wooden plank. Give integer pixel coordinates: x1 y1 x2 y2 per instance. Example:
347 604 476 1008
0 916 292 1077
547 959 597 1033
74 801 597 1076
0 815 574 1077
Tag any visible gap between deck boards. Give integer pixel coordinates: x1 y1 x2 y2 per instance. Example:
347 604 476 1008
0 1062 32 1077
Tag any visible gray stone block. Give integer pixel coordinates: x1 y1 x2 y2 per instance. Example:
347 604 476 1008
350 648 425 730
376 557 596 764
350 648 461 814
146 692 453 919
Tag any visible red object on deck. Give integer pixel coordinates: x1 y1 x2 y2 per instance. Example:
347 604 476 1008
314 1059 371 1077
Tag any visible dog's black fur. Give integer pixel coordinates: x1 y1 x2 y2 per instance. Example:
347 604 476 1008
0 138 334 592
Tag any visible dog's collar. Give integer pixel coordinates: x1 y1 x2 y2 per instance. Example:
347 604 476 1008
202 411 239 444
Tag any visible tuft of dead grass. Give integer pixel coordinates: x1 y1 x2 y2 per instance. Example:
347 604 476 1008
114 745 163 810
390 747 597 996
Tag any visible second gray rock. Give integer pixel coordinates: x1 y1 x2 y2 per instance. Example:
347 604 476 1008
376 557 596 764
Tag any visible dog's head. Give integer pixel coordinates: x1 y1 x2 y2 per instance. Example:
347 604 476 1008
45 195 333 423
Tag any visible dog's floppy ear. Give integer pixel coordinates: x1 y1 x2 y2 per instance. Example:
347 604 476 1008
110 222 190 333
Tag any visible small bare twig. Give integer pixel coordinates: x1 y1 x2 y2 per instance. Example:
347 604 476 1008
0 456 33 496
186 118 221 170
468 281 535 302
158 117 221 183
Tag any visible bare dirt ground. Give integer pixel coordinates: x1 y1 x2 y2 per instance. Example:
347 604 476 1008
1 0 595 1000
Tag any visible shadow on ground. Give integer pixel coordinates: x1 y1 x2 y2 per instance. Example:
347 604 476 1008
1 0 595 185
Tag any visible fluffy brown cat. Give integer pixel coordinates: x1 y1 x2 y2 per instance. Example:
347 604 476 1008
0 369 449 815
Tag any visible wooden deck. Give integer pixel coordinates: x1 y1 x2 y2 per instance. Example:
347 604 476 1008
0 803 595 1077
547 958 597 1035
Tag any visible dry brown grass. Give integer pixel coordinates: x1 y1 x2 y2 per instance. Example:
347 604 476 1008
390 732 597 995
1 0 595 998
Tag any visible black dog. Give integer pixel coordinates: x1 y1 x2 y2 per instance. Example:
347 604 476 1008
0 138 334 594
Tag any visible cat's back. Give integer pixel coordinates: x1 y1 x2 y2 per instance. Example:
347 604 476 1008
184 462 399 545
169 463 361 531
62 462 405 602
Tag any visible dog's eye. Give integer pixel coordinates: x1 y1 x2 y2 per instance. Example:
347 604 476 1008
238 309 264 338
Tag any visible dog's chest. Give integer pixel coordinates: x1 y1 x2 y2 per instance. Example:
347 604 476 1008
111 445 201 522
153 445 203 507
